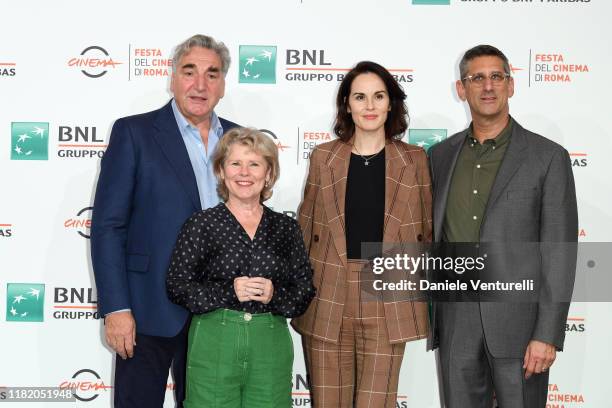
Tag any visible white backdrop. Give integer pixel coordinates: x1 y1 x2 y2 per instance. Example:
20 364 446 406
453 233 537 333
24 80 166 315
1 0 610 406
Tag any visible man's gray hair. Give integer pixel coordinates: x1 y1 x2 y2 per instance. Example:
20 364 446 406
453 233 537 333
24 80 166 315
172 34 231 75
459 44 511 81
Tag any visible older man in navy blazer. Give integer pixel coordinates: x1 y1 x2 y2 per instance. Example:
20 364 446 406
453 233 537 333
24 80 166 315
91 34 239 407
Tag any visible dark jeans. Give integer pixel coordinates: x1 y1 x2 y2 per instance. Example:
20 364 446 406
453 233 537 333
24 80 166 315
114 318 190 407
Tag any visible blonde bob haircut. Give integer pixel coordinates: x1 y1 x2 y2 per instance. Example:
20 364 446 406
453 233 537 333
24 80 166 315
213 127 280 203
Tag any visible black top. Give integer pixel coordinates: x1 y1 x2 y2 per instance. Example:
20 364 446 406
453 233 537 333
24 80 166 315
345 149 386 259
166 203 316 317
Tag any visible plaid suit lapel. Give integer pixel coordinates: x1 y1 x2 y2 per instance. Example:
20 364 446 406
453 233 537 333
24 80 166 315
319 140 352 266
382 141 412 244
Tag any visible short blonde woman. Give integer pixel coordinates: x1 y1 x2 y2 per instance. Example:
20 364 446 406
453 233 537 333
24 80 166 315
166 127 316 408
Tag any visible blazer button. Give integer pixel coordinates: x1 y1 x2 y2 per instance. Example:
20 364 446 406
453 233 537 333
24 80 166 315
313 234 320 242
417 234 423 242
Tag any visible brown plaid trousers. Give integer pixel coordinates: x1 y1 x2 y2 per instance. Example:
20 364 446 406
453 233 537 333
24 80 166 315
291 138 433 406
303 260 408 407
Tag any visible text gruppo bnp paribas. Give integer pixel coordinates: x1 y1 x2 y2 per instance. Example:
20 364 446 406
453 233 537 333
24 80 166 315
284 49 413 84
371 254 534 292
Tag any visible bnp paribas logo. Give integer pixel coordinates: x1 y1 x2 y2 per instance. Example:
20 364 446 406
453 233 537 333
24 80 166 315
408 129 447 153
412 0 450 4
238 45 277 84
11 122 49 160
6 283 45 322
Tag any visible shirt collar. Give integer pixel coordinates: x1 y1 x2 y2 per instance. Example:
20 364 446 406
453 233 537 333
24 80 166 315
466 116 514 147
171 98 223 136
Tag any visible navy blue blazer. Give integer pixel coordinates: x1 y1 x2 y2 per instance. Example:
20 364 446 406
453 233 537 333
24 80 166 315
91 100 240 337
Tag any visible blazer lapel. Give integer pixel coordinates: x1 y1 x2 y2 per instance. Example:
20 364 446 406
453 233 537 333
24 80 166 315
382 141 411 244
151 102 201 210
433 132 465 242
482 122 528 223
320 140 352 266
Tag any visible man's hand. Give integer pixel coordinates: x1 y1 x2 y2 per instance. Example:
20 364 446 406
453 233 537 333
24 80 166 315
523 339 556 379
105 311 136 360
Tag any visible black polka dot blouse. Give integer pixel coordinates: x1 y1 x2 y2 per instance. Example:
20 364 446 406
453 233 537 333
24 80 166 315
166 203 316 318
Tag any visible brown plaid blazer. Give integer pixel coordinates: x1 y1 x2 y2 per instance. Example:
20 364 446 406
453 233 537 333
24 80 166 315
291 138 433 344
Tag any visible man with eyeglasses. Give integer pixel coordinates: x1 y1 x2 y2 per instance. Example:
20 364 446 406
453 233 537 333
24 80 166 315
428 45 577 407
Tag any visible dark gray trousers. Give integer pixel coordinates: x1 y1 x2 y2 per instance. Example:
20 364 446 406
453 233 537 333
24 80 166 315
438 302 549 408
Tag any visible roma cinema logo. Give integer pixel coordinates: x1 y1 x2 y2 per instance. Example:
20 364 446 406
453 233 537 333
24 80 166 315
59 369 111 402
129 46 173 79
531 52 589 85
67 46 122 78
259 129 290 152
299 129 333 163
64 207 93 239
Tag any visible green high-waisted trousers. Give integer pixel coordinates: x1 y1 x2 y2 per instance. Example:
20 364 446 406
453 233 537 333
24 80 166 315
184 309 294 408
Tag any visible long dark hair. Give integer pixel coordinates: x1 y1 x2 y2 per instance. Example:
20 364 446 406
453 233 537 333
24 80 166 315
333 61 408 141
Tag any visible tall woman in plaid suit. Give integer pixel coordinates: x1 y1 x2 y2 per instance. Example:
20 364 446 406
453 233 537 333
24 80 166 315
292 61 433 408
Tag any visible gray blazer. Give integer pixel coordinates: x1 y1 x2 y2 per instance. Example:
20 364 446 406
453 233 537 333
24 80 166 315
428 119 578 357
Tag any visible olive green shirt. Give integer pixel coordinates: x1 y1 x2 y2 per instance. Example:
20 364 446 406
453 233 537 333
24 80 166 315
443 118 513 243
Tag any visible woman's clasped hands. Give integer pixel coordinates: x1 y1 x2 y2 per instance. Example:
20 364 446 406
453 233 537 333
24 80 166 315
234 276 274 304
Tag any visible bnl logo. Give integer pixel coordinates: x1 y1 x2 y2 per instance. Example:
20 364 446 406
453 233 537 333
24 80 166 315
238 45 277 84
408 129 447 153
6 283 45 322
413 0 450 4
11 122 49 160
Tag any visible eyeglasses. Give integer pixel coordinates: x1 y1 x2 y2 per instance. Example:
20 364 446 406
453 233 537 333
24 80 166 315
462 72 510 86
